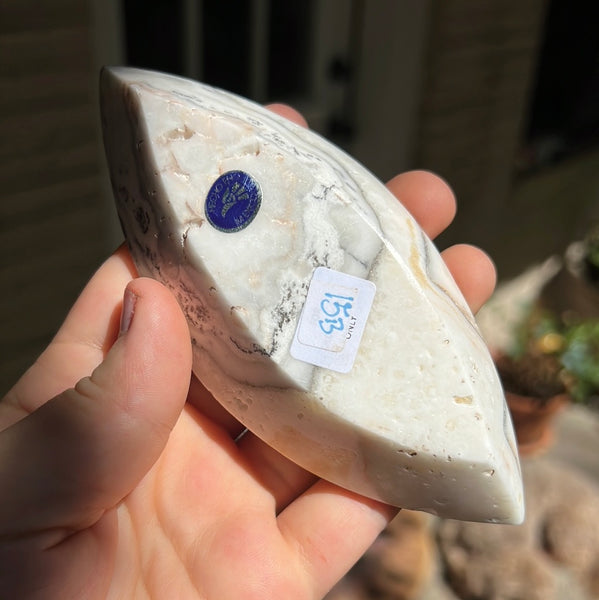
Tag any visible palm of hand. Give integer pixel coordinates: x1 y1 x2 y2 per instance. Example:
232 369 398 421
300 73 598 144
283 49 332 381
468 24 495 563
1 262 391 599
110 408 314 599
0 154 495 599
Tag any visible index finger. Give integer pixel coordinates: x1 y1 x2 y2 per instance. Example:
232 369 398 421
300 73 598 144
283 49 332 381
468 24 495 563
1 245 137 423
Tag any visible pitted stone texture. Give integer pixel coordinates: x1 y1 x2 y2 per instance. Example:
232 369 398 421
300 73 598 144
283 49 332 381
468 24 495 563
101 67 523 523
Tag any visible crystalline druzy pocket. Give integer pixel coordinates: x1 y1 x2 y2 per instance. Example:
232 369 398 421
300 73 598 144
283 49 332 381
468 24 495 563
100 67 524 524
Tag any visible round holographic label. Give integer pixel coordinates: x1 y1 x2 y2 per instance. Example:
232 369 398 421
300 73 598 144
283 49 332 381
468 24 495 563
205 170 262 233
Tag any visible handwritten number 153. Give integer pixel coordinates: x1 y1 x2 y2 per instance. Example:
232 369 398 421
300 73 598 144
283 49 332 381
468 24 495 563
318 293 354 335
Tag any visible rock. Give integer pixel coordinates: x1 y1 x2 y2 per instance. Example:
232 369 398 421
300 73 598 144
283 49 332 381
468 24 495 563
326 511 434 600
100 66 523 523
438 458 599 599
362 511 434 600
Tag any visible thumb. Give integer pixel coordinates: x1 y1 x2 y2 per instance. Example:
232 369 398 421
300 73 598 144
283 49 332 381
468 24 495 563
0 277 192 538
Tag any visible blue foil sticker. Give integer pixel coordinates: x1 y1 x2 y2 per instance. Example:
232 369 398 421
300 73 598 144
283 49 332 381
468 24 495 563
205 170 262 233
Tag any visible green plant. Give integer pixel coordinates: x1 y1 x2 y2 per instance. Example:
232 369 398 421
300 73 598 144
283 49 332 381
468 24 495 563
560 320 599 403
496 225 599 405
505 308 599 404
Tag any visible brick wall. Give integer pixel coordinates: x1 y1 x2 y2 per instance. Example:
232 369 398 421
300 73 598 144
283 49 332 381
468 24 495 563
0 0 109 393
415 1 548 256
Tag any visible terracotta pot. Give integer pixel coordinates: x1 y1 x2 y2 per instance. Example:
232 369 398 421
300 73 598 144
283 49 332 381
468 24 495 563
506 392 569 457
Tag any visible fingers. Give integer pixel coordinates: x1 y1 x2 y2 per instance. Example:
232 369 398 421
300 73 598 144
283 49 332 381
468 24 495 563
386 170 456 240
2 245 138 424
236 433 318 513
265 103 309 128
386 171 496 312
278 479 398 599
441 244 497 314
53 245 138 351
0 277 192 538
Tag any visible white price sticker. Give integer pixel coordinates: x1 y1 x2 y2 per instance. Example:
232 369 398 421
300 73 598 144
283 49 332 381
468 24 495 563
290 267 376 373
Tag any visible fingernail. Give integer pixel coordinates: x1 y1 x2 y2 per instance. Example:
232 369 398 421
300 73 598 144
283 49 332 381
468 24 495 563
119 287 138 337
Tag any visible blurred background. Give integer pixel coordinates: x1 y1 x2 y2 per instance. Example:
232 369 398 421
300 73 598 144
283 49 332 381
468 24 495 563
2 0 599 393
3 3 599 599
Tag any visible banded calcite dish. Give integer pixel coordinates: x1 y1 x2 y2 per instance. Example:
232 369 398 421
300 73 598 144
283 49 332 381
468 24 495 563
100 67 524 523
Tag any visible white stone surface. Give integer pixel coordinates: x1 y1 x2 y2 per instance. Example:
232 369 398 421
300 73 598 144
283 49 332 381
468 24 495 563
100 67 524 523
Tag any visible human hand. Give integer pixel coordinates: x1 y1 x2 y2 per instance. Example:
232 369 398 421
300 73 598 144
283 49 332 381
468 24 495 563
0 105 496 599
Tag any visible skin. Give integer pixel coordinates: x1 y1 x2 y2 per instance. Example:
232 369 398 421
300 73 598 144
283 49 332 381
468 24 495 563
0 105 496 599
